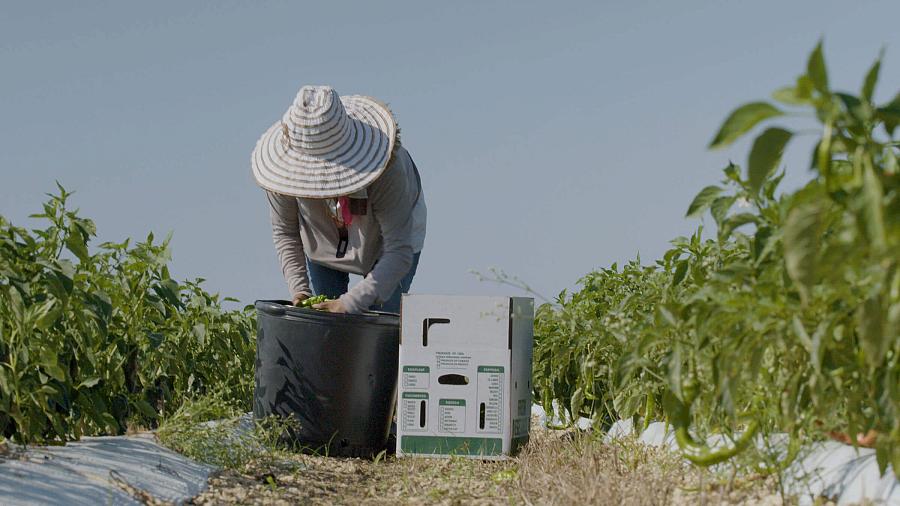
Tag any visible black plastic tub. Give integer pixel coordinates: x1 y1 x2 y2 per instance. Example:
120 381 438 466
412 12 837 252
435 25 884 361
253 300 400 458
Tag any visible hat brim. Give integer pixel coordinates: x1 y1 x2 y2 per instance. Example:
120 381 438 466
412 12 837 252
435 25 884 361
251 95 396 198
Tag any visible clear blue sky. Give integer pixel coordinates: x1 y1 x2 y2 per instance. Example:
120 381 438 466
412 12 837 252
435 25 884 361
2 1 899 305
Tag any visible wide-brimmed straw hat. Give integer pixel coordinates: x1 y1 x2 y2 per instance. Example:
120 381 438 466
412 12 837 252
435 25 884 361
251 85 397 198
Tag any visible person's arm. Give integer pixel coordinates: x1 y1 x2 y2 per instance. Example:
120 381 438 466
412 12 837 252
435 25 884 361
339 160 416 314
266 191 311 304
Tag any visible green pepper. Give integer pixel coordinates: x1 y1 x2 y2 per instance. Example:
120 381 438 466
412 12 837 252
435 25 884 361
298 295 328 308
674 421 759 466
663 389 759 467
642 395 656 433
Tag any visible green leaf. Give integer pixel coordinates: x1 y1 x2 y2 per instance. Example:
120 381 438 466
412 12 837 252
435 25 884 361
877 92 900 138
612 389 642 420
892 444 900 481
875 439 890 476
686 185 723 218
721 213 759 238
101 412 120 433
28 298 57 332
772 77 814 105
54 181 70 201
861 53 881 102
570 387 584 418
147 332 164 350
55 259 76 295
65 221 90 263
810 322 827 375
662 388 690 427
723 162 742 183
859 158 886 250
772 87 806 106
37 385 58 396
796 75 814 101
657 304 678 327
154 279 182 307
89 290 113 321
0 367 11 396
764 170 786 201
192 323 207 347
836 92 869 123
134 399 158 420
747 128 792 194
35 300 62 331
709 103 784 149
885 146 898 175
39 347 66 382
783 201 826 303
816 118 833 174
710 196 736 226
858 293 887 367
74 217 97 237
672 260 689 286
791 316 814 355
807 41 829 95
752 225 773 263
78 377 101 389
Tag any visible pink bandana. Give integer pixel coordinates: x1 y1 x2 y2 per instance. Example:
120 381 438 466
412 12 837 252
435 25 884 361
338 196 353 226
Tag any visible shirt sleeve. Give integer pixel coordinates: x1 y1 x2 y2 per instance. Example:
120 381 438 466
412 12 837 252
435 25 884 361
266 191 311 300
339 154 417 313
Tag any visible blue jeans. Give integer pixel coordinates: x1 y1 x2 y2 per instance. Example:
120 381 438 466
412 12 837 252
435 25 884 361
307 252 421 313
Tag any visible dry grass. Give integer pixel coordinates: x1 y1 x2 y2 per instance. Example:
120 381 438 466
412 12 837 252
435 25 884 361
512 428 785 506
189 418 790 505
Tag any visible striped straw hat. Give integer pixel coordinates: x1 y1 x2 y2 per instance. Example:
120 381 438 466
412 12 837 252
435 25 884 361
251 85 397 198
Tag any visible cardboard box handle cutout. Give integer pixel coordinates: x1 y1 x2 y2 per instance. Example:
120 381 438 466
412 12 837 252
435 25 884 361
437 374 469 385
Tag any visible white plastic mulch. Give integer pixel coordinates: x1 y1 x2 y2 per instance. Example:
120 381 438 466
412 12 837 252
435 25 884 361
3 406 898 505
0 433 215 505
532 405 900 505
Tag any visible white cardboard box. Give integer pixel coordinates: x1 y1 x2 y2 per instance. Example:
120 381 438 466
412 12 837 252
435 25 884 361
396 295 534 459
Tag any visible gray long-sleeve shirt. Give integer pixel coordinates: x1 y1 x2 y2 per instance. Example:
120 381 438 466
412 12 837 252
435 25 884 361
266 146 426 313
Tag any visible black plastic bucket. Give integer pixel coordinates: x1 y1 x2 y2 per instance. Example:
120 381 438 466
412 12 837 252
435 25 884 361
253 300 400 457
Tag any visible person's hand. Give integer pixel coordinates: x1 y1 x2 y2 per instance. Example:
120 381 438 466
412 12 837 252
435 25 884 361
314 299 347 313
292 294 309 306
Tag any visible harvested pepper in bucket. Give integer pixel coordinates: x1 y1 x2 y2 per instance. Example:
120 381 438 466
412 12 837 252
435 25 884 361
297 295 329 308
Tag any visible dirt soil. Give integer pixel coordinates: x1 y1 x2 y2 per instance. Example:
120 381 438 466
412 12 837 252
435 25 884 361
191 419 792 506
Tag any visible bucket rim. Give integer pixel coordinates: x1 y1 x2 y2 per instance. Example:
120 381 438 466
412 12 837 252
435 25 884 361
254 299 399 326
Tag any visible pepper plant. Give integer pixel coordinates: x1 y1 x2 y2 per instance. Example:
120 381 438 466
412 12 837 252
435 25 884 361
534 42 900 476
0 186 256 443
